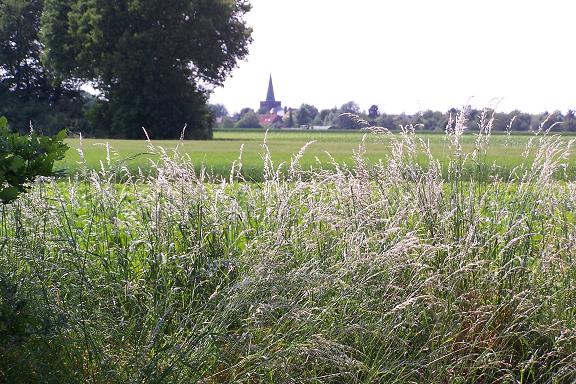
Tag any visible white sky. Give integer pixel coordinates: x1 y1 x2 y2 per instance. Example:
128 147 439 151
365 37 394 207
209 0 576 115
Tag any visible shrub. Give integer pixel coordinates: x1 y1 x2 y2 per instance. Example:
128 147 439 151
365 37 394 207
0 116 68 203
235 111 262 128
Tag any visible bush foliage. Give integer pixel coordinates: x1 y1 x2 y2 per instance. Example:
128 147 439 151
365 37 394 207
0 116 68 203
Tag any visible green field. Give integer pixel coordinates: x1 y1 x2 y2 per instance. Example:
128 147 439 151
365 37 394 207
3 128 576 382
58 129 576 181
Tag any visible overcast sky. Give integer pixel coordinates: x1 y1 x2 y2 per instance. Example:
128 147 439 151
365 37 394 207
209 0 575 115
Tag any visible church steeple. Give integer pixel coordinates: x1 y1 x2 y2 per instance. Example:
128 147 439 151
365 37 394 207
260 73 282 113
266 74 276 102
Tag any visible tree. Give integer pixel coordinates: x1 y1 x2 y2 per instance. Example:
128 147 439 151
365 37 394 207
235 111 261 128
332 101 367 129
565 110 576 132
368 105 379 120
508 110 532 131
0 0 45 96
220 116 235 128
336 113 365 129
340 101 360 114
0 0 87 134
319 109 332 122
234 107 255 122
535 111 564 132
376 113 396 129
285 108 295 128
208 103 230 128
321 108 339 127
0 0 51 100
41 0 253 139
394 113 413 129
208 103 229 119
295 103 318 127
414 110 445 131
310 114 323 126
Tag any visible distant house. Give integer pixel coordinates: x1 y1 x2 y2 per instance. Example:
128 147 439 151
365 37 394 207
258 113 283 128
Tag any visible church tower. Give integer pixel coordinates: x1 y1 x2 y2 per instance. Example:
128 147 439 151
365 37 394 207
260 74 282 113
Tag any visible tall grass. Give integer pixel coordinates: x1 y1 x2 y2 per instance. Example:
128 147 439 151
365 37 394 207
1 112 575 383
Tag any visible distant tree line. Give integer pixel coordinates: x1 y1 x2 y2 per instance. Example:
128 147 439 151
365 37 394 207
1 0 252 139
211 101 576 132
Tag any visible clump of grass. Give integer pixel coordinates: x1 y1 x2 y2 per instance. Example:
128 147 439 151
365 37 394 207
1 112 575 383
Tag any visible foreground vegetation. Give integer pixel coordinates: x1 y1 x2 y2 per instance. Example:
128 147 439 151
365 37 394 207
1 120 576 382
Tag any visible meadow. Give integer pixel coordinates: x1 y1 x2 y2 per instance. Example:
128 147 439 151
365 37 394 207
1 121 576 383
58 128 576 181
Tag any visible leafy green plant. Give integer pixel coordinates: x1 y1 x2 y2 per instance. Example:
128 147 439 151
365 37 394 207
1 113 575 382
0 116 68 203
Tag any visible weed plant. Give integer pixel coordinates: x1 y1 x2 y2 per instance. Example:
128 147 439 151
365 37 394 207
0 112 575 383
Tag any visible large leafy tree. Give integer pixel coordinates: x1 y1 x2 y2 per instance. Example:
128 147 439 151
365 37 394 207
295 103 318 126
0 0 47 98
0 0 86 134
0 0 52 131
41 0 253 139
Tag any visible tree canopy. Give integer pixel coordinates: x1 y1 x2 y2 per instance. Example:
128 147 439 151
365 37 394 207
295 103 318 126
40 0 253 139
0 0 87 134
235 110 261 128
0 0 46 98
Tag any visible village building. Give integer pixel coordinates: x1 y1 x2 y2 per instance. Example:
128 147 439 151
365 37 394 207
258 74 284 127
259 74 282 113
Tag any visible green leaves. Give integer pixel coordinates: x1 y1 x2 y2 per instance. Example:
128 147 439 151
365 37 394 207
0 116 68 204
41 0 252 139
0 186 19 202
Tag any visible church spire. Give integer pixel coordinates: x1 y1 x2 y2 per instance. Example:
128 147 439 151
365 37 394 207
260 73 282 113
266 74 276 102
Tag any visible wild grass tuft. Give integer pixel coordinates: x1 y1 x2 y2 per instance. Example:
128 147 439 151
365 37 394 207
1 111 575 383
